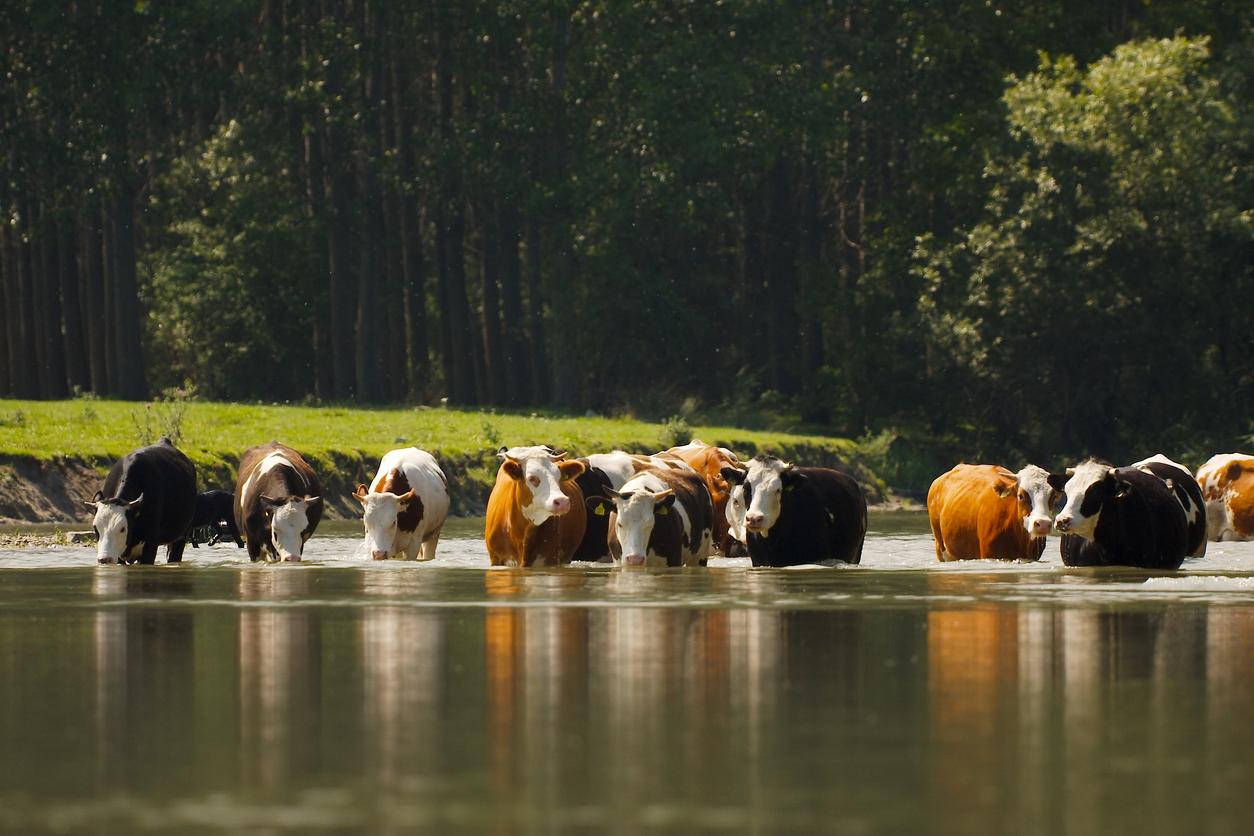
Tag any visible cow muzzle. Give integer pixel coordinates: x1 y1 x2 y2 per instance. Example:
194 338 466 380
1054 516 1074 533
548 495 571 515
372 549 389 561
744 513 765 532
1028 517 1053 536
623 554 646 567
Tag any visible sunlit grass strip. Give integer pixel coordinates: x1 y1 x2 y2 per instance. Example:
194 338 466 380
0 399 864 470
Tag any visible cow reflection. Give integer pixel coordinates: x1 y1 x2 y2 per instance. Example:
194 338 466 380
359 601 445 783
237 569 321 789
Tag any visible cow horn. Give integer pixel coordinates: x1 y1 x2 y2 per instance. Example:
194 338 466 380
1066 467 1075 477
128 493 144 510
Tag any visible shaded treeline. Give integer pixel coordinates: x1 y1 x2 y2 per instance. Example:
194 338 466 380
1 1 1251 464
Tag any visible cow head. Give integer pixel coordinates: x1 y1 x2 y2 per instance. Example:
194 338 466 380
720 456 800 536
263 494 322 561
1052 461 1125 541
595 475 676 567
994 464 1060 538
355 484 419 560
88 491 144 565
498 445 585 525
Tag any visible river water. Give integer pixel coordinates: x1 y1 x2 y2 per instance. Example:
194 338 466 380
1 512 1253 834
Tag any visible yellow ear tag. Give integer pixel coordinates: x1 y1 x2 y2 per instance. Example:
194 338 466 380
594 503 606 516
785 485 794 492
657 507 668 515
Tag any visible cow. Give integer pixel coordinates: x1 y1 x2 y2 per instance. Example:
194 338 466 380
584 451 696 488
720 455 867 566
926 463 1060 562
234 441 323 563
189 489 244 548
1049 459 1188 569
1196 453 1254 541
664 439 746 555
726 483 747 551
486 445 587 567
572 457 617 562
353 447 450 560
587 467 714 567
1132 454 1207 558
88 437 197 565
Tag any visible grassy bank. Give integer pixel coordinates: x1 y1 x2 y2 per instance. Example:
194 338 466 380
0 398 901 520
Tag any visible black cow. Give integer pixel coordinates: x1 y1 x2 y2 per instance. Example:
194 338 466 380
1050 460 1188 569
572 457 616 562
1132 454 1207 559
189 489 245 548
88 437 197 565
588 466 714 567
234 442 323 562
721 455 867 567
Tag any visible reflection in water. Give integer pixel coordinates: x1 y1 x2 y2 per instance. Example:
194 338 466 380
237 569 321 790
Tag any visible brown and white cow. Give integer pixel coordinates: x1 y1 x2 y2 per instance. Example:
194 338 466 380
234 441 323 563
353 447 450 560
1196 453 1254 541
486 446 587 567
587 467 714 567
927 463 1060 562
663 439 746 555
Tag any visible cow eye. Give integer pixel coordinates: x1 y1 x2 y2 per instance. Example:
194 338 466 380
528 476 540 486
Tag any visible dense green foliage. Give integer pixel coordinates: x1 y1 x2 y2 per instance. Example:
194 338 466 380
2 1 1253 469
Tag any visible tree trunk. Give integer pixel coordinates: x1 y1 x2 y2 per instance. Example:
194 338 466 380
764 163 799 397
442 211 475 405
391 49 429 401
26 208 52 398
497 201 526 407
524 222 548 405
58 215 90 393
111 176 148 400
325 123 355 401
82 199 109 395
38 211 69 399
102 197 119 395
478 206 507 406
0 224 13 397
354 0 385 403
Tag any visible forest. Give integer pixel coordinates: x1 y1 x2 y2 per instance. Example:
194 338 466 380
2 0 1252 471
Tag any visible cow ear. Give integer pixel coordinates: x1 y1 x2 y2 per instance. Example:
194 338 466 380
781 469 807 489
1047 473 1068 492
655 491 677 513
603 486 622 501
993 481 1014 498
586 496 610 517
558 459 586 481
353 484 369 503
396 489 416 506
1227 461 1244 483
496 446 510 460
502 459 523 480
721 467 745 486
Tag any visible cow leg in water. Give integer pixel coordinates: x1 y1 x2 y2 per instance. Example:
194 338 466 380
138 540 160 565
166 538 187 563
420 529 442 561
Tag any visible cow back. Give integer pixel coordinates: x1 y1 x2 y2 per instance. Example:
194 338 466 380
1136 460 1207 558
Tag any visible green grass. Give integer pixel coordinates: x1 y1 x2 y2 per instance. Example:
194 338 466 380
0 398 890 507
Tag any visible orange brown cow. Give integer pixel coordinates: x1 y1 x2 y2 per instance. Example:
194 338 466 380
486 446 587 567
1196 453 1254 541
927 463 1060 562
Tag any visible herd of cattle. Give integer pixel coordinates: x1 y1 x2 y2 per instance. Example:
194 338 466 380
85 436 1254 570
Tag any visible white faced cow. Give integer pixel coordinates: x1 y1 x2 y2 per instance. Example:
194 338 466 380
721 455 867 566
90 437 197 565
235 442 323 563
486 445 587 567
354 447 450 560
1050 459 1188 569
588 467 713 567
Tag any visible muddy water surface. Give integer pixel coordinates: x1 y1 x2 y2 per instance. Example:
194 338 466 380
1 512 1253 834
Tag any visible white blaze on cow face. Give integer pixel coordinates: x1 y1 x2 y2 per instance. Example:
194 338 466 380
610 473 675 567
92 498 142 565
725 483 747 544
1008 464 1058 537
500 446 584 525
267 496 315 562
740 457 791 536
359 490 415 560
1053 461 1115 541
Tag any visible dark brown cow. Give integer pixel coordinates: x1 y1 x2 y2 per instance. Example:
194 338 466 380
234 441 323 562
